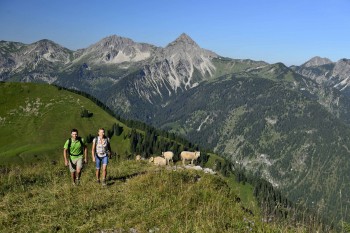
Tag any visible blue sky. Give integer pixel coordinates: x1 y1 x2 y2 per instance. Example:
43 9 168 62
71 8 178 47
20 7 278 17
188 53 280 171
0 0 349 66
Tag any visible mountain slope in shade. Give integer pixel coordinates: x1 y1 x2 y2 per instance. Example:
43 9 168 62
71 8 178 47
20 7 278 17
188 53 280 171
151 73 350 224
291 57 350 125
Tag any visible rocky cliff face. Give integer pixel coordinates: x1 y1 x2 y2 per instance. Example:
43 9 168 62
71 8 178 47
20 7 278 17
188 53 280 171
131 33 218 104
332 59 350 91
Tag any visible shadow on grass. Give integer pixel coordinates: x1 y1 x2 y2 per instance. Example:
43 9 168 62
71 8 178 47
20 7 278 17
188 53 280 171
106 171 148 186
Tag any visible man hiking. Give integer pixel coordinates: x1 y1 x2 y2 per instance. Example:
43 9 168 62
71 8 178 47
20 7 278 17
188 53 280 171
92 128 111 186
63 129 88 185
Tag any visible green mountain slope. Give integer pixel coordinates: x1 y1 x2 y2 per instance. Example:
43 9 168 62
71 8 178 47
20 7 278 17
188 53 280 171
0 82 126 164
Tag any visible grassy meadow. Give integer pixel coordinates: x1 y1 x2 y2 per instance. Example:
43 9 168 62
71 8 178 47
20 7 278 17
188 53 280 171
0 82 130 165
0 159 308 233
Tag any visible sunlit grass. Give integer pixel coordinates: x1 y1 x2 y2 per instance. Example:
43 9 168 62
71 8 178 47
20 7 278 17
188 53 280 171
0 159 307 232
0 82 131 165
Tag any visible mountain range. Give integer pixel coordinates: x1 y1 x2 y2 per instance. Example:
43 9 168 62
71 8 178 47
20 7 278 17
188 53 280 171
1 33 350 224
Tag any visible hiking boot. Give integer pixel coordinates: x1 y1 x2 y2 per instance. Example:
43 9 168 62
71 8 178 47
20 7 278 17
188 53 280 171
96 179 100 183
102 179 107 186
75 179 80 185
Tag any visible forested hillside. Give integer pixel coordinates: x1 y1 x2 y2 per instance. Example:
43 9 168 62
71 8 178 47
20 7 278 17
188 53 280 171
153 74 350 225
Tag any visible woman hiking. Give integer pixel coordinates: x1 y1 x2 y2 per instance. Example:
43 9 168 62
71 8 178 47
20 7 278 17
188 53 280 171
92 128 111 186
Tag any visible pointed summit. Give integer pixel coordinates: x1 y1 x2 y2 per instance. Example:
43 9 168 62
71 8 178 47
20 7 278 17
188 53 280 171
166 33 199 48
175 33 196 44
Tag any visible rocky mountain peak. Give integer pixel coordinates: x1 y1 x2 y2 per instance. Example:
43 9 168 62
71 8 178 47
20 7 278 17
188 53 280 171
35 39 57 45
30 39 71 54
163 33 217 59
302 56 333 67
84 35 136 53
99 35 135 48
166 33 199 49
295 56 350 93
74 35 156 64
138 33 218 95
13 39 72 66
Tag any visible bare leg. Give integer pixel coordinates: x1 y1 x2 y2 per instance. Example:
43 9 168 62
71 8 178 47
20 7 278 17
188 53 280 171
96 169 100 181
76 168 81 180
71 172 76 184
102 165 107 180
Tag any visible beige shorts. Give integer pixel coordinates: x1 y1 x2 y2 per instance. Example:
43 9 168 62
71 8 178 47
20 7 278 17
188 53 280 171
69 157 83 173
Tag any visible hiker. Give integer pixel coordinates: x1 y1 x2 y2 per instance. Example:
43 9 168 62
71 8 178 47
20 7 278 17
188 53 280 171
63 129 88 185
92 128 112 185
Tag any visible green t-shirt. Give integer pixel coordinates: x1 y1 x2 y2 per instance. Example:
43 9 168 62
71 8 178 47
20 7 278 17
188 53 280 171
64 138 86 159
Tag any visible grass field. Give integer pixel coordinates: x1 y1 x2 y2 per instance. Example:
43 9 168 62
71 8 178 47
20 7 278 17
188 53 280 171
0 158 308 232
0 82 130 165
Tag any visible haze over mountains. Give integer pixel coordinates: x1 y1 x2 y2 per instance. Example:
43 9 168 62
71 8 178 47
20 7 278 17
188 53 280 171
1 33 350 223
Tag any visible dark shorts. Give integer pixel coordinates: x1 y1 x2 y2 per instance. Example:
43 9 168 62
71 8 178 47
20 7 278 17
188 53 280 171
95 155 108 169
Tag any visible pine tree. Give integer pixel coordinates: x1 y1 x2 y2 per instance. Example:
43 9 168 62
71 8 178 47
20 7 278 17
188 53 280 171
114 123 123 136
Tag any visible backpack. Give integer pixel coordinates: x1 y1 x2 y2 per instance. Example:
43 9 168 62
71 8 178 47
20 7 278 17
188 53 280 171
94 136 111 157
67 137 84 156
